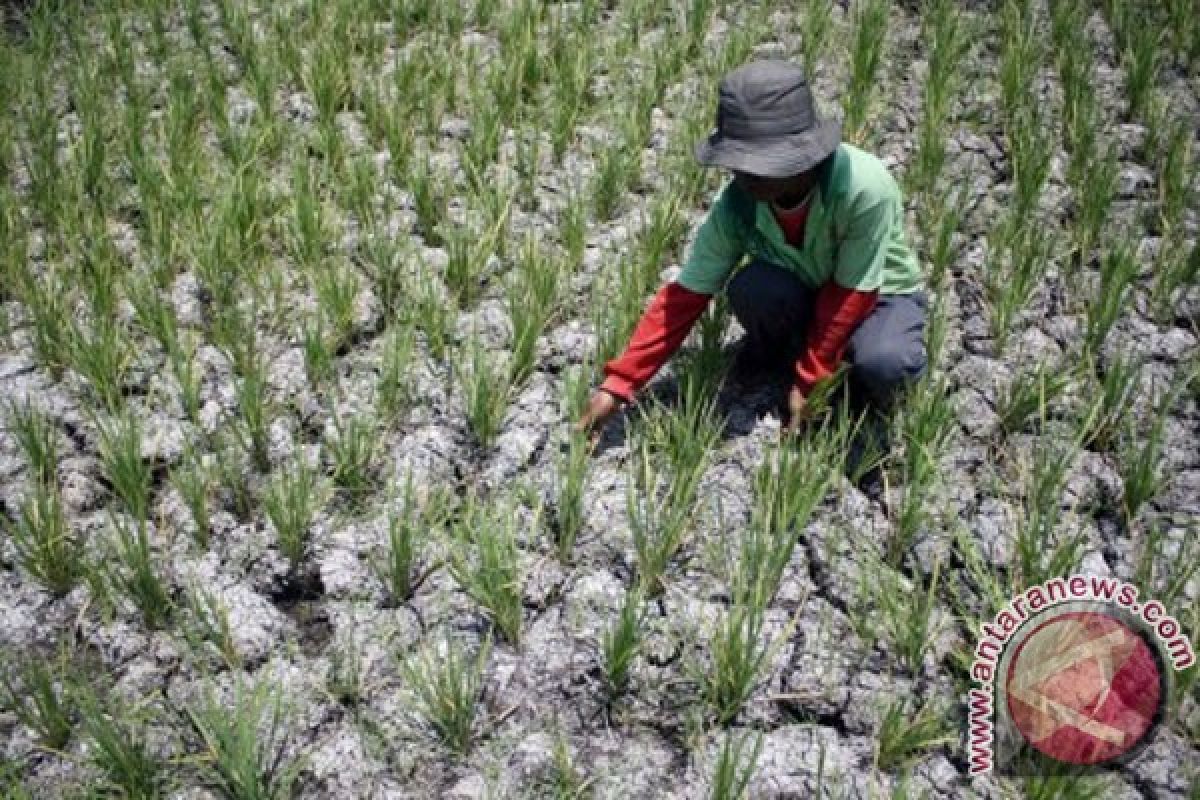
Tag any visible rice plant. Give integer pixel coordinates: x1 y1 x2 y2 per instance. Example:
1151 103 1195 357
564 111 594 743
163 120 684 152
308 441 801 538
407 259 453 362
107 517 174 630
1157 116 1194 233
1070 142 1119 269
998 0 1042 127
800 0 835 82
844 0 890 143
876 557 944 674
183 676 304 800
231 345 273 473
459 335 512 451
1119 373 1185 523
507 235 564 389
1122 25 1161 122
96 411 152 524
263 457 324 572
181 585 243 672
873 696 956 772
372 474 449 605
377 323 417 422
6 400 58 487
1083 238 1138 356
5 481 81 598
996 361 1071 436
889 377 955 565
327 414 377 504
301 319 336 395
710 729 763 800
398 634 491 756
627 445 698 598
601 586 645 697
325 634 364 710
448 496 525 647
701 602 785 725
170 446 212 550
66 317 133 414
551 431 590 564
732 432 840 609
75 684 163 800
1151 237 1199 324
1076 354 1143 453
986 222 1053 356
0 651 74 750
1014 439 1085 589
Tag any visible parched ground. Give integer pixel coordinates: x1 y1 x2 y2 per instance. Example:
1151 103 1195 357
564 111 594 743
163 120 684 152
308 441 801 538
0 0 1197 798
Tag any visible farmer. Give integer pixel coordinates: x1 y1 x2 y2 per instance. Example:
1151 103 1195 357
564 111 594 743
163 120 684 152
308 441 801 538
577 60 928 441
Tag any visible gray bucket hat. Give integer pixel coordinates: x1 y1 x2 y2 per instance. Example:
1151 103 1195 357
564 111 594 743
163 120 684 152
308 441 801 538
694 60 841 178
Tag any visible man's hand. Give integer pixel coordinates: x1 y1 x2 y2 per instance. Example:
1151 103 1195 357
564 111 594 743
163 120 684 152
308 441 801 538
783 385 810 436
576 389 625 447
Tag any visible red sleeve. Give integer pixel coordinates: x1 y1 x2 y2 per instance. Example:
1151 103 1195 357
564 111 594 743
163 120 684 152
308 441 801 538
600 282 712 402
793 283 878 395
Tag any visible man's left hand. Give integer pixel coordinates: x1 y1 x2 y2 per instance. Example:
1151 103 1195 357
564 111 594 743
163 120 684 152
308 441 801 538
783 385 810 436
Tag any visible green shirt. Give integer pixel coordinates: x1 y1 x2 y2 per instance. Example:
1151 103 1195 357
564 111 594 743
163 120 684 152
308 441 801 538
677 143 924 296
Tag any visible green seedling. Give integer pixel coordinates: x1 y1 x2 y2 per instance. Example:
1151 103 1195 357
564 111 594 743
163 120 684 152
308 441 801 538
378 323 417 422
1015 439 1085 588
876 556 944 674
66 317 132 414
325 635 364 709
96 412 152 525
231 348 273 473
602 586 645 696
108 517 174 630
314 260 360 350
552 431 590 564
74 683 163 800
327 414 377 504
890 377 955 565
399 635 491 756
800 0 834 81
701 602 794 725
996 361 1070 436
1123 25 1161 122
7 400 58 487
1 651 74 750
301 319 336 395
263 456 324 572
459 336 512 451
1084 238 1138 356
181 585 242 672
844 0 890 143
710 728 763 800
449 496 525 647
1119 373 1185 523
361 226 406 321
183 676 304 800
874 696 956 772
1076 353 1143 453
372 474 449 605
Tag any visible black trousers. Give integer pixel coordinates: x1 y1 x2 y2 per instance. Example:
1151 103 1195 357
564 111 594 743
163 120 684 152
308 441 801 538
726 259 929 409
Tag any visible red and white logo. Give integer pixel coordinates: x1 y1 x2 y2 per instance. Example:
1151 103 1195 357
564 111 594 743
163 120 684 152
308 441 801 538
1004 610 1163 766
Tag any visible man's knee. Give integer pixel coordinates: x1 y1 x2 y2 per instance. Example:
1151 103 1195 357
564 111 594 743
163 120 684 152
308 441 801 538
726 260 810 336
851 339 927 403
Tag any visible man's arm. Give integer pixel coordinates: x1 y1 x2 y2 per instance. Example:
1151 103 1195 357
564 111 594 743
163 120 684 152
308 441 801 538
601 283 713 402
597 180 746 403
792 192 894 396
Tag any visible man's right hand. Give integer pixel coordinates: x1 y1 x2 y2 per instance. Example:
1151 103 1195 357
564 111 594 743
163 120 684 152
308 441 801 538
575 389 626 447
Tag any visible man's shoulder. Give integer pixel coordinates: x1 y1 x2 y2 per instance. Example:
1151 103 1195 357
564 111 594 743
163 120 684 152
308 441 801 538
831 144 900 206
